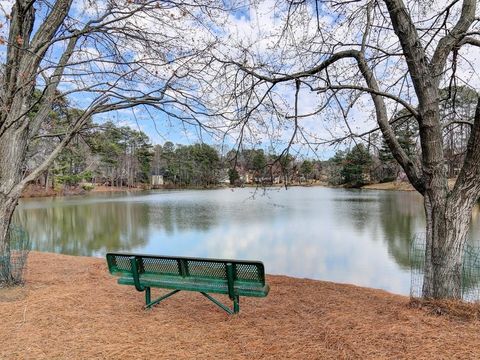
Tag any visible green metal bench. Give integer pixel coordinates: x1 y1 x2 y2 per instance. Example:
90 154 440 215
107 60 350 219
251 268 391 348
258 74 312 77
106 252 270 314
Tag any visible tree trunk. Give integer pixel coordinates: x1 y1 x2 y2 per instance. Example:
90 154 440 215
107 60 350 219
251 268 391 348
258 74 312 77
0 194 20 255
0 128 28 256
45 170 50 190
422 193 474 299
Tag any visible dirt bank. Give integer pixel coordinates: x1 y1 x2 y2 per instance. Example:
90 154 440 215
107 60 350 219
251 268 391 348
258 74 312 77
362 179 457 192
1 252 479 359
89 185 146 194
362 181 415 191
21 184 145 198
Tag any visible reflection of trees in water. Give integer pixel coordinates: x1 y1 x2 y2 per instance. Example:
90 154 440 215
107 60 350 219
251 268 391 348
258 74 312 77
379 192 424 270
13 201 150 256
346 199 373 232
332 190 377 232
469 206 480 245
13 198 220 256
148 202 219 234
334 191 423 270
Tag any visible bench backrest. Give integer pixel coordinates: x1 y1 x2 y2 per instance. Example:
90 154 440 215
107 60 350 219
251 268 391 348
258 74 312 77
106 252 266 286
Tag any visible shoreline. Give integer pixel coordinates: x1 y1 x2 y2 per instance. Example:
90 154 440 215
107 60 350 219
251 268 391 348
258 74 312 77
361 178 457 192
20 184 147 199
361 181 415 191
21 180 419 199
1 251 479 359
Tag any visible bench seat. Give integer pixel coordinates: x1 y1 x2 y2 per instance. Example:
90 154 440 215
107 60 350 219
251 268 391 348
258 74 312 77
118 276 269 297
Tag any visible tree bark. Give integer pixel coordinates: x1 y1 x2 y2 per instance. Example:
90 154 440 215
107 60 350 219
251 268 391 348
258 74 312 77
0 127 29 255
422 194 474 299
0 194 19 256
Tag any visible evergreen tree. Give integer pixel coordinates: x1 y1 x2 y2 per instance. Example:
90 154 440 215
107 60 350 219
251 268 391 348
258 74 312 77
341 144 372 187
300 160 314 182
326 150 346 185
228 168 240 185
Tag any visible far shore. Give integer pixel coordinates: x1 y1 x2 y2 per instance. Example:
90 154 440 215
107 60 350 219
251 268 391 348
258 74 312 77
361 180 416 191
21 183 147 199
362 178 457 192
21 179 426 199
1 251 479 359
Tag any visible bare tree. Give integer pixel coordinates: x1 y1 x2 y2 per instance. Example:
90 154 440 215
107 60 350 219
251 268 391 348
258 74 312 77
205 0 480 298
0 0 228 271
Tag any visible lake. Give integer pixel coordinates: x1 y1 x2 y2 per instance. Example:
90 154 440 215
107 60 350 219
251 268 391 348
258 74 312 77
13 187 480 295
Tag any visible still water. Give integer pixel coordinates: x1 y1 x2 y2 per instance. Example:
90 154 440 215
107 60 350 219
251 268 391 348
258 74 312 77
13 187 480 295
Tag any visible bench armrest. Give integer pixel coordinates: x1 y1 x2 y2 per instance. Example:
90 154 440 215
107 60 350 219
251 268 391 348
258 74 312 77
130 256 146 292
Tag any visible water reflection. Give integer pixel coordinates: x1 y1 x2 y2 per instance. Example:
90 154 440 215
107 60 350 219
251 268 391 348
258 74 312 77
12 187 480 295
379 192 424 270
149 202 219 234
14 196 150 256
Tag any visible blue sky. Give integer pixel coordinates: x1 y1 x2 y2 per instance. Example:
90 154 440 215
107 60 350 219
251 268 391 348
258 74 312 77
93 108 219 147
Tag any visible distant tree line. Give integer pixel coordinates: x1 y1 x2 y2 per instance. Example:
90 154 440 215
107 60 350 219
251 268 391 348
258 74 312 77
151 144 323 187
30 105 323 190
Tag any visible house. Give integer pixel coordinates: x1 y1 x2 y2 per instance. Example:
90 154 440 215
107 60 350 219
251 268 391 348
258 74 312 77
151 175 164 187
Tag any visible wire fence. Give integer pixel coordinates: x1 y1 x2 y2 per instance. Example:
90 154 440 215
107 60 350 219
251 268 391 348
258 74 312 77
462 245 480 302
0 225 31 286
410 233 426 299
410 234 480 301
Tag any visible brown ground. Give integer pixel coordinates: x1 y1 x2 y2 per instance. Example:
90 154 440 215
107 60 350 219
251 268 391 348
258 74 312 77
21 184 145 198
362 181 416 191
1 252 479 360
21 184 61 198
362 179 457 191
89 185 145 193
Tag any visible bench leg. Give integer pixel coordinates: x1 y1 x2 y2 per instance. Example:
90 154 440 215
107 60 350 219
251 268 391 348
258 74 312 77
233 296 239 314
200 292 240 315
145 289 181 309
145 287 151 305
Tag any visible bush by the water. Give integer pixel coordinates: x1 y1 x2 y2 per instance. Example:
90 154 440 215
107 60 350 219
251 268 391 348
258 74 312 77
0 225 30 286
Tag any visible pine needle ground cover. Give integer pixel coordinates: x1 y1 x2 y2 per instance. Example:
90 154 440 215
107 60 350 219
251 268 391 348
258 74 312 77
1 252 479 359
